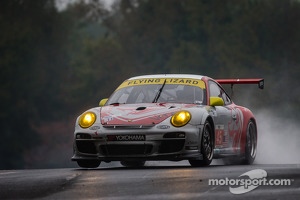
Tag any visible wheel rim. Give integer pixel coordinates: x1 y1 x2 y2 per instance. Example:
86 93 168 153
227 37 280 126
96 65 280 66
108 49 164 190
203 123 213 160
247 122 257 158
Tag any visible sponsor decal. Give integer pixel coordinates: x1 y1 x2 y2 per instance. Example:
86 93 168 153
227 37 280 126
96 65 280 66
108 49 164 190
107 135 146 141
117 78 206 90
208 169 293 194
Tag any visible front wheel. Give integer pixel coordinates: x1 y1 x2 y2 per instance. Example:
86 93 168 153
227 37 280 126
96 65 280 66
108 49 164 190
189 121 214 167
77 160 101 168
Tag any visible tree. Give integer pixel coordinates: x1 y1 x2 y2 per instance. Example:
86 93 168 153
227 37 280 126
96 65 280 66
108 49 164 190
0 0 71 169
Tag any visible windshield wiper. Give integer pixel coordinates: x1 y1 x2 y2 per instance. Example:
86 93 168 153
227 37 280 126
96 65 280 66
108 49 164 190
152 79 167 103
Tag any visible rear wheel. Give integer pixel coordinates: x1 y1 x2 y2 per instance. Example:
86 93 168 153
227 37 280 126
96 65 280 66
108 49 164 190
189 121 214 167
77 160 101 168
120 160 146 168
242 120 257 164
223 120 257 165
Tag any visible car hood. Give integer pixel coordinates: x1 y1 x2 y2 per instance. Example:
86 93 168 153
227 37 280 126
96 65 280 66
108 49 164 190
100 103 194 126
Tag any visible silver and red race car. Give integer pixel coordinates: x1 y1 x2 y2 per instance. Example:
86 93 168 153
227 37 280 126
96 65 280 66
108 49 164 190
71 74 264 168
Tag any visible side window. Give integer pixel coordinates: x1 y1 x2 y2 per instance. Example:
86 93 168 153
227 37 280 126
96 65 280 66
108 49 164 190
221 90 231 105
209 81 231 105
209 81 221 97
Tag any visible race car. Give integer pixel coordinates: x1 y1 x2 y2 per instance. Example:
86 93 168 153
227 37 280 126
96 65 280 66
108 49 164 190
71 74 264 168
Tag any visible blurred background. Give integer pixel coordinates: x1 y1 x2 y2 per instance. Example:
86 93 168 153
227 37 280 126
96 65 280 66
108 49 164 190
1 0 299 169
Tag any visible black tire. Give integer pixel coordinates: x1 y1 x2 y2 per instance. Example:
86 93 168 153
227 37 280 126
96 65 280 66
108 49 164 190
120 160 146 168
189 121 214 167
77 160 101 168
242 120 257 164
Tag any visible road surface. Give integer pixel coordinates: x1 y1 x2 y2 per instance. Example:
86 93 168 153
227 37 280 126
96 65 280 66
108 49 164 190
0 161 299 199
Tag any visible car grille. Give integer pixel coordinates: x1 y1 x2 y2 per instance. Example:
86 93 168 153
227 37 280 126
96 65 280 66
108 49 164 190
100 144 153 156
158 140 185 153
99 139 185 156
76 140 97 154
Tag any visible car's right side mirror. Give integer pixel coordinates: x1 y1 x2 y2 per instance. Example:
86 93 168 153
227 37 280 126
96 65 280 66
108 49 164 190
209 97 224 106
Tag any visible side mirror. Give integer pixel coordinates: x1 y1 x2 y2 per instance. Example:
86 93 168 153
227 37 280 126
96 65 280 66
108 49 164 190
209 97 224 106
99 98 108 107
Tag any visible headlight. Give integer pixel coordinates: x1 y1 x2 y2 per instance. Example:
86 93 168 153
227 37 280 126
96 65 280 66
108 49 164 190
79 111 96 128
170 110 191 127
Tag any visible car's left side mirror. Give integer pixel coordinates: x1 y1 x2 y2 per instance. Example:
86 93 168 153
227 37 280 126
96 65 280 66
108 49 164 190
209 97 224 106
99 98 108 107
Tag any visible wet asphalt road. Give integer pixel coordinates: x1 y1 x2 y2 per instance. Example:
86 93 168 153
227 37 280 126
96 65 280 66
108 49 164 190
0 161 299 200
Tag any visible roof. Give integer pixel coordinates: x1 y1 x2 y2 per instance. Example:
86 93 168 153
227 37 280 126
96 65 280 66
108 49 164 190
128 74 205 80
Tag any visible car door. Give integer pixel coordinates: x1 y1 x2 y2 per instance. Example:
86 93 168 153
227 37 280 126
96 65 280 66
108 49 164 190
207 81 242 152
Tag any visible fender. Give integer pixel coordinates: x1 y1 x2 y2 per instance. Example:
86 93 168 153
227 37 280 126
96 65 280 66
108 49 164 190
237 106 257 154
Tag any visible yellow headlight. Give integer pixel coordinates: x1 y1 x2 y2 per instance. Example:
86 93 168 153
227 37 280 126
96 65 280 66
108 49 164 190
79 112 96 128
170 111 191 127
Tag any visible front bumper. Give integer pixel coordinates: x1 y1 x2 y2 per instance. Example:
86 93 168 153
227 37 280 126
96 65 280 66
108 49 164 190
72 124 203 162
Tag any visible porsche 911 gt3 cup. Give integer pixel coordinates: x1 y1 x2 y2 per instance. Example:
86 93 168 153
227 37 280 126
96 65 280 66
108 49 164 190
71 74 264 168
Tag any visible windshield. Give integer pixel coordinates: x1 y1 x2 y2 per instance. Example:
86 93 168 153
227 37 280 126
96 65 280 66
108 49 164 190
106 84 205 105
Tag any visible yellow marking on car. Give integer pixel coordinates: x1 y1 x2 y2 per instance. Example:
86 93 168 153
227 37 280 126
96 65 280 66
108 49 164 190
116 78 205 90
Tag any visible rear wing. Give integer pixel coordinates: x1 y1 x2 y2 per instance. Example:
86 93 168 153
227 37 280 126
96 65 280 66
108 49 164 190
216 78 264 89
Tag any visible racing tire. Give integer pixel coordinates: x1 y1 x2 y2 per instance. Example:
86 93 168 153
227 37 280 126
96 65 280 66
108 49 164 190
189 121 214 167
77 160 101 168
120 160 146 168
242 120 257 164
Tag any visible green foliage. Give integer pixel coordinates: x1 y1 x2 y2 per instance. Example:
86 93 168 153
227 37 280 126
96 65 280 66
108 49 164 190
0 0 71 169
